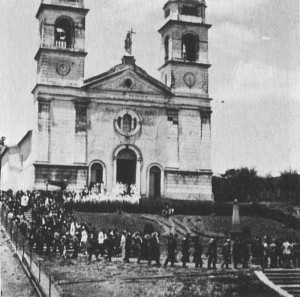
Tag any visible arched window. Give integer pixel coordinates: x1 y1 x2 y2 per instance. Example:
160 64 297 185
90 163 103 189
149 166 161 198
164 36 169 61
123 114 132 133
54 17 74 49
182 33 199 62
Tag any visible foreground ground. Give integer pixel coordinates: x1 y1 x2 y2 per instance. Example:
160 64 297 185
0 229 38 297
2 211 298 297
43 255 279 297
42 212 294 297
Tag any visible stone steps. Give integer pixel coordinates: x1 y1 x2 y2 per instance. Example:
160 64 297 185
261 269 300 297
23 209 33 222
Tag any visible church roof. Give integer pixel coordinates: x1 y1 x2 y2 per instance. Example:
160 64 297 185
83 56 173 96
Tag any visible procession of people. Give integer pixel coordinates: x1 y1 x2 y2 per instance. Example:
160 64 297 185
1 190 300 270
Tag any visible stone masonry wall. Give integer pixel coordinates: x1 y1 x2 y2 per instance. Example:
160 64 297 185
34 164 87 191
37 101 50 162
165 171 212 200
179 109 202 170
50 100 75 164
37 52 85 87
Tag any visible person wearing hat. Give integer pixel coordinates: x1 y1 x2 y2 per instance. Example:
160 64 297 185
72 233 80 259
80 226 88 255
221 238 231 269
44 227 53 255
87 230 100 263
124 231 132 263
206 238 217 269
120 231 126 260
98 228 107 257
105 234 114 262
164 233 177 268
194 235 203 268
148 232 161 266
141 234 150 262
182 233 191 268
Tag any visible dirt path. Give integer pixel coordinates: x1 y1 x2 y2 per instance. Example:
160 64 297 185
0 229 38 297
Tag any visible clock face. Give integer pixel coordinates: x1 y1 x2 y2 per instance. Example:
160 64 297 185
56 61 71 76
183 72 196 88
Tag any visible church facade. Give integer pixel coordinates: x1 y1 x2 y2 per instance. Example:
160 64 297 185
1 0 213 201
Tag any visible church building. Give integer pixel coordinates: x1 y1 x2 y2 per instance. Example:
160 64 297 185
1 0 213 201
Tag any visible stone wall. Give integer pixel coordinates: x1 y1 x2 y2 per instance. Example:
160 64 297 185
34 164 87 191
0 147 21 191
36 52 85 87
165 170 212 200
50 100 75 164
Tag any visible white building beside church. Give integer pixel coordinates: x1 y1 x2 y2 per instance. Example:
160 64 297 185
0 0 213 201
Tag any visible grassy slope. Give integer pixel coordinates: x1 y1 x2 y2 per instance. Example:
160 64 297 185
201 216 300 240
75 213 151 234
75 213 300 242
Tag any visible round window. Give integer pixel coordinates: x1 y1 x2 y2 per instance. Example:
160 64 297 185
124 78 133 89
114 110 141 137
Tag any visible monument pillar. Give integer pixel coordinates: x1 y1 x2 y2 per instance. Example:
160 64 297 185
230 199 242 239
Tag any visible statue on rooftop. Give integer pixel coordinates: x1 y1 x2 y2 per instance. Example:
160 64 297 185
124 29 136 55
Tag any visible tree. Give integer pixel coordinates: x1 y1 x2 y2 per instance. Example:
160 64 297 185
278 170 300 201
220 167 259 202
0 136 6 155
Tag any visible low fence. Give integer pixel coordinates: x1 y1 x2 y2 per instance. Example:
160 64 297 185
0 203 60 297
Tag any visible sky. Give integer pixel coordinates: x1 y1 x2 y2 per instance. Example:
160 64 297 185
0 0 299 176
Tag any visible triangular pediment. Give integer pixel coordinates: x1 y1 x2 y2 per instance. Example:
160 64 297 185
84 65 172 96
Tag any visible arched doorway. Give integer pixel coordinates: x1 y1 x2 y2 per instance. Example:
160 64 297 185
149 166 161 198
90 163 103 191
117 149 136 186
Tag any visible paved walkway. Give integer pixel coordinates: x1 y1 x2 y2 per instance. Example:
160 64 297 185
0 228 39 297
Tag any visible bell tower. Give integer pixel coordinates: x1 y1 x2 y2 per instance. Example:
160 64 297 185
158 0 211 97
35 0 89 88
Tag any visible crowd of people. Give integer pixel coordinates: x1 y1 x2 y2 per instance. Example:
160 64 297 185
1 190 300 270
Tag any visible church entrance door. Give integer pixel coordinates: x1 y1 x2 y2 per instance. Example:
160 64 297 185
117 149 136 186
149 166 161 198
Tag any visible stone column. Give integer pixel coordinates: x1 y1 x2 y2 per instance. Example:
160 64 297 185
37 99 50 162
74 100 87 164
113 157 117 187
136 159 141 191
230 199 242 239
200 109 212 170
232 199 240 231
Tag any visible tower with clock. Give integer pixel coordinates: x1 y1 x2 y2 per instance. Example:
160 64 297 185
35 0 89 88
158 0 211 96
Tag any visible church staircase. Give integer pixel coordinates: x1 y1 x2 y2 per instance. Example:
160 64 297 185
256 269 300 297
23 208 33 223
141 214 224 239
